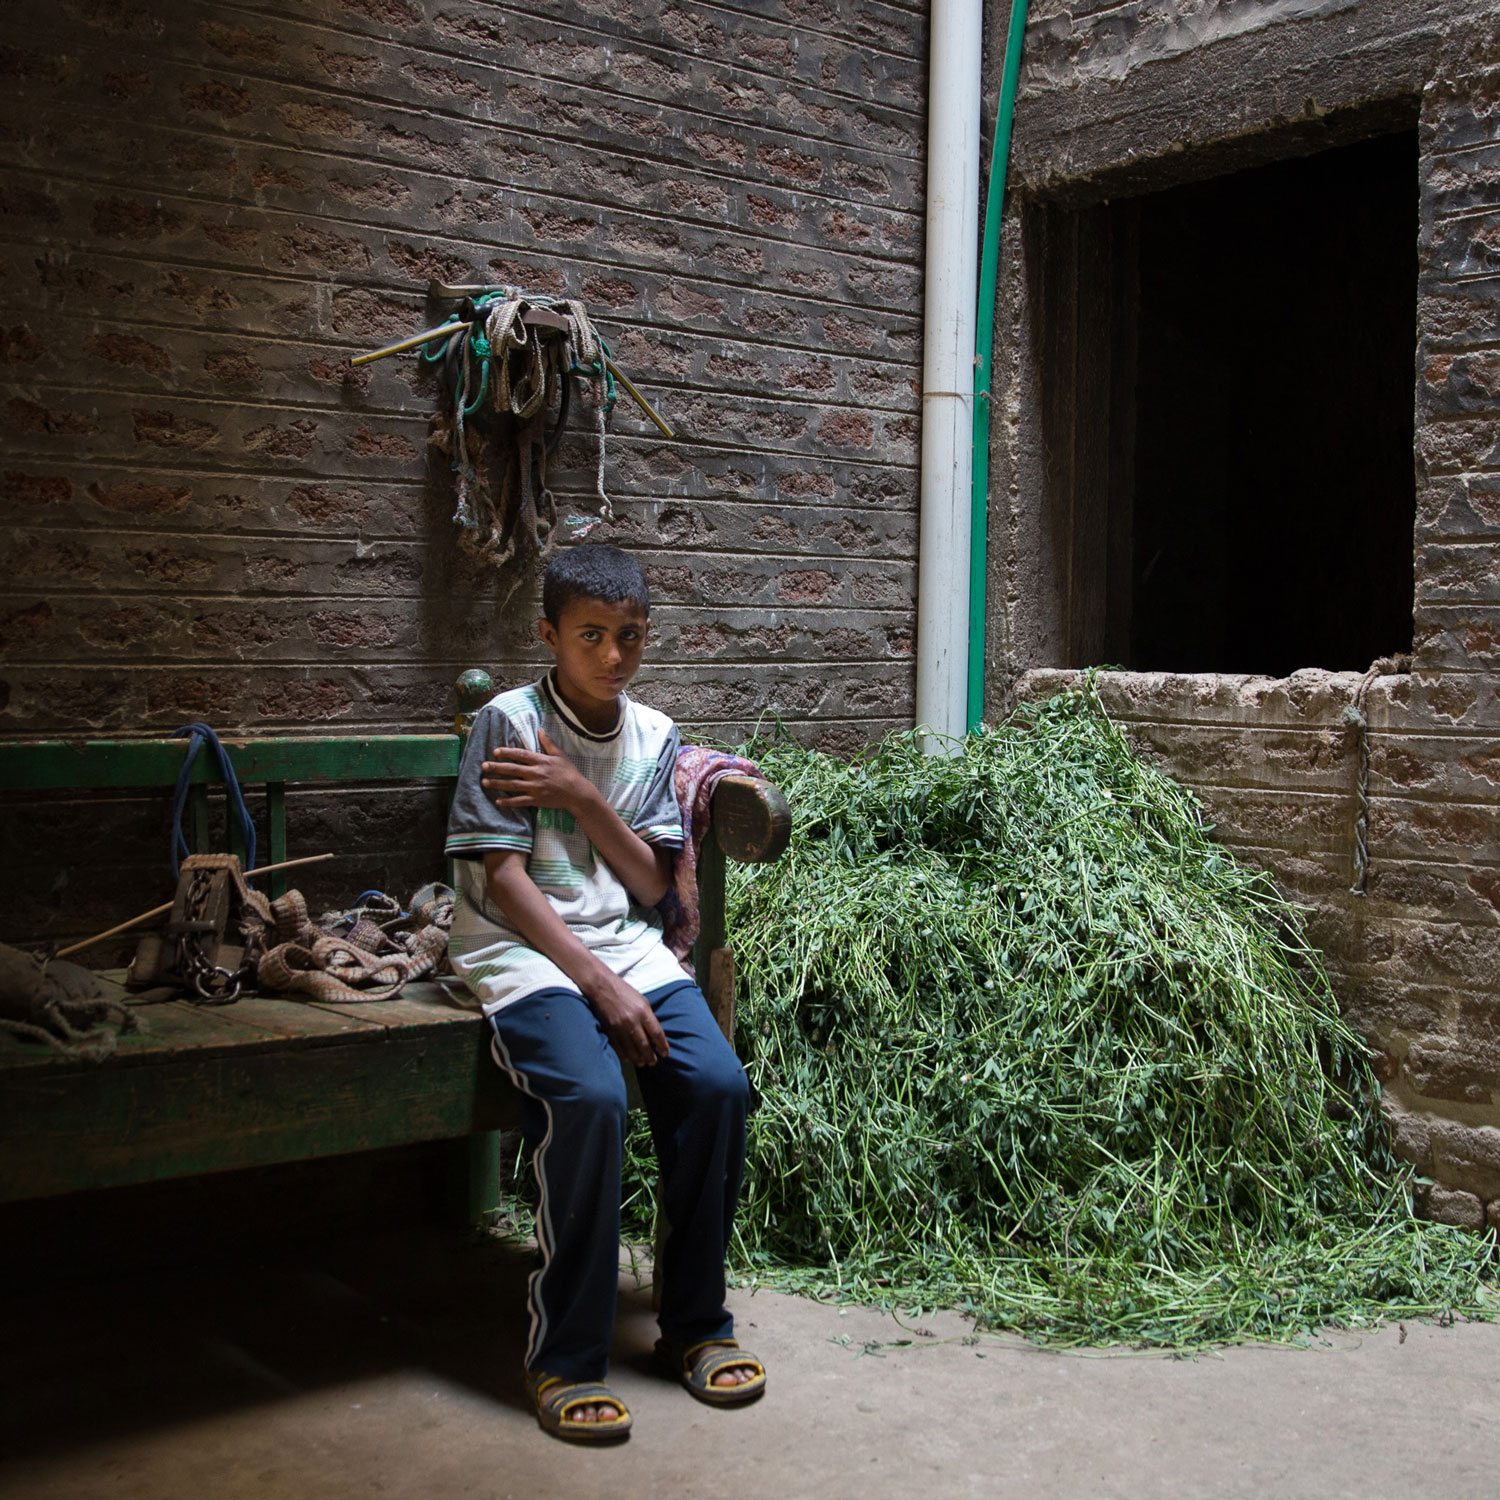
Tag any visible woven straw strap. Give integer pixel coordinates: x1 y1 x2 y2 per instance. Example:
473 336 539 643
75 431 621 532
257 889 451 1003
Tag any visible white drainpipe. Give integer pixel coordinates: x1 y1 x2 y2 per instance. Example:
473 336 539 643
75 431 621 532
915 0 982 747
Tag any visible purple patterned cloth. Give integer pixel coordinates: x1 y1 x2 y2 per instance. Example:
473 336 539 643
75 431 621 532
658 744 764 974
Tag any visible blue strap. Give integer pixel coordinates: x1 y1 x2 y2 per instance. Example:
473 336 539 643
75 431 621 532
170 722 256 877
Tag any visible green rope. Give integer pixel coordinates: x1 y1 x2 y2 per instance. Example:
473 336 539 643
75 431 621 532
460 333 491 418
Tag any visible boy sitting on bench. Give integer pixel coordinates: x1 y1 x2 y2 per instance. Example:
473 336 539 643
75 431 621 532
444 544 766 1443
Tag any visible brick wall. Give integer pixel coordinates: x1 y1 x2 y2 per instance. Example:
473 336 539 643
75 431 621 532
991 0 1500 1227
0 0 926 943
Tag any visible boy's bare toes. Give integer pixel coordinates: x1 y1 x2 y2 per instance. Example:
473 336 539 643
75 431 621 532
529 1377 633 1441
658 1337 766 1406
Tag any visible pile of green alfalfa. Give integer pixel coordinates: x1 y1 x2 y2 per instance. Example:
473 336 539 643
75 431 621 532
622 685 1494 1347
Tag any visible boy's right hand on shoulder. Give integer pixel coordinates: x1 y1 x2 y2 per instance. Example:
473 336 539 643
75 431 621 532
584 972 670 1068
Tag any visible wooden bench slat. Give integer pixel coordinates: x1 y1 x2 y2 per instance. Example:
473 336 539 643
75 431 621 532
188 782 210 852
0 736 460 790
266 782 288 894
197 995 387 1045
0 988 476 1076
0 1000 267 1073
0 1022 516 1202
0 998 388 1075
299 986 483 1034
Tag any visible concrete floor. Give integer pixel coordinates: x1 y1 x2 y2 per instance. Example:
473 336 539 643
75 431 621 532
1 1226 1495 1500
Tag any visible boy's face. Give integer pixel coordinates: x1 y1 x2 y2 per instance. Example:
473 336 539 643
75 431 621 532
538 596 650 724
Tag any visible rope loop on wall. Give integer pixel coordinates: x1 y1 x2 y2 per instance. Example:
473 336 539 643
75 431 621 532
1344 653 1411 897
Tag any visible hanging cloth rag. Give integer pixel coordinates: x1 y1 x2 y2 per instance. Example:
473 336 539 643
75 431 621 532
658 746 767 974
487 297 550 420
554 298 615 526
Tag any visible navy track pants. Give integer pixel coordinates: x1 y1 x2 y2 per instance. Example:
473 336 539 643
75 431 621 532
488 979 749 1382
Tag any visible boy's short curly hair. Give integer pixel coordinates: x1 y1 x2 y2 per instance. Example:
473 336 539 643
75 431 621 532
541 544 651 625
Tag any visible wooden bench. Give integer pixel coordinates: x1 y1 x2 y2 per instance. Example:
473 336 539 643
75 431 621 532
0 672 790 1223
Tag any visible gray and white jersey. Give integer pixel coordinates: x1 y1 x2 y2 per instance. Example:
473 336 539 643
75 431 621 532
444 669 686 1013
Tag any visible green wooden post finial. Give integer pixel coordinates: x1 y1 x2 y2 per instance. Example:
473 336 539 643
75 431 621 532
453 669 494 737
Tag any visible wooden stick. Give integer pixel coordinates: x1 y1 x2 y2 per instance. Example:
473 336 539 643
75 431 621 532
245 852 337 881
349 320 467 368
56 904 175 958
604 355 675 438
55 853 336 958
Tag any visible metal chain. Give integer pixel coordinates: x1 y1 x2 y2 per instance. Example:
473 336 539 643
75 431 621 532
179 941 242 1005
176 867 243 1005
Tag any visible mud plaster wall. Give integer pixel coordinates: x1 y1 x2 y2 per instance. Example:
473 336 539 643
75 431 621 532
0 0 926 945
986 1 1500 1228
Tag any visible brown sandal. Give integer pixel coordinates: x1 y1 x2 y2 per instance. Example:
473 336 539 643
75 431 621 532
526 1372 633 1442
656 1337 767 1407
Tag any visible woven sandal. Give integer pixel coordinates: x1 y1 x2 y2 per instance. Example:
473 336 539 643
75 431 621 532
526 1373 633 1443
656 1337 767 1407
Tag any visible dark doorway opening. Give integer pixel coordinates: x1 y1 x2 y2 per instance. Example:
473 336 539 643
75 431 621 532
1033 129 1418 675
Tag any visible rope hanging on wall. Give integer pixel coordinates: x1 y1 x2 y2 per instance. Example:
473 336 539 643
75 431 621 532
350 283 675 594
1343 653 1411 896
425 289 614 576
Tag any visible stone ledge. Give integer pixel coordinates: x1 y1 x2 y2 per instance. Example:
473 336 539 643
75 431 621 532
1416 1182 1488 1231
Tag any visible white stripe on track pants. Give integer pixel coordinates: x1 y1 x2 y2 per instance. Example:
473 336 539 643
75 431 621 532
488 978 749 1382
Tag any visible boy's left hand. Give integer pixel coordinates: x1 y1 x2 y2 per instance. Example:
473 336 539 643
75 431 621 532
481 730 592 813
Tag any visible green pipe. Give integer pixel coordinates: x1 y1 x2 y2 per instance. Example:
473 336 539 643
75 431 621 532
968 0 1030 731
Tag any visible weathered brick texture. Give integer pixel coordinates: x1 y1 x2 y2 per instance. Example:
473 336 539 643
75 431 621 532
0 0 926 945
995 1 1500 1220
